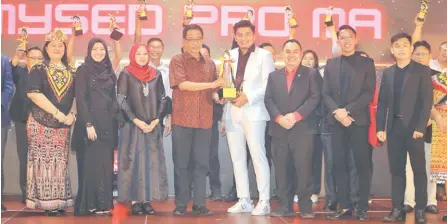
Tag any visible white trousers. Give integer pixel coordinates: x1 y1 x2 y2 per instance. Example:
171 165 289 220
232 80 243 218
225 116 270 201
404 143 437 207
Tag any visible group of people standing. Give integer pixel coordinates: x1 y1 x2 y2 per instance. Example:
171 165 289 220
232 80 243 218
0 7 446 224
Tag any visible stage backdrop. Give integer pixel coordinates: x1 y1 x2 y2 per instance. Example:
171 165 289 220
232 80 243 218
1 0 446 64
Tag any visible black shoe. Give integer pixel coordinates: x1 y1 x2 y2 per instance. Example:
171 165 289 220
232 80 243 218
357 209 369 221
404 204 414 213
222 188 238 202
173 206 187 216
415 209 427 224
58 209 66 215
208 192 222 201
270 207 295 217
47 209 60 216
131 203 144 216
324 201 338 212
301 212 315 219
142 202 156 215
425 205 439 214
326 209 352 220
192 205 214 216
383 208 406 222
1 205 6 213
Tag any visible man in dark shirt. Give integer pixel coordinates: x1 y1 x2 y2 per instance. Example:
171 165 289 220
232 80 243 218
169 24 224 216
323 25 376 221
9 47 43 204
377 33 433 223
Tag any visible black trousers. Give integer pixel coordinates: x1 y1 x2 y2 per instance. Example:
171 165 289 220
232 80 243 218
312 135 323 195
172 125 212 207
1 126 8 195
273 133 313 213
388 128 427 210
322 134 360 204
331 123 371 210
15 121 28 201
208 120 221 195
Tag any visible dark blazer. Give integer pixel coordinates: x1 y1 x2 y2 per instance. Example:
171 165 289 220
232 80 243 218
322 54 376 126
376 60 433 135
265 66 322 138
1 55 14 127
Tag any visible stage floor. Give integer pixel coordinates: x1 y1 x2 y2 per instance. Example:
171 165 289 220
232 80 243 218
1 196 446 224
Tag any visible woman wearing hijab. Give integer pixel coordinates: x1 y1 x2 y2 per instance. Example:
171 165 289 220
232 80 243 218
73 37 121 216
116 44 171 215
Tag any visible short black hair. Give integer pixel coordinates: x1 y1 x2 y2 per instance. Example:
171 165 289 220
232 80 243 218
390 32 412 45
337 25 357 38
182 24 204 39
26 46 42 55
201 44 211 55
413 41 431 53
259 42 273 49
282 39 302 50
147 38 164 47
233 20 255 34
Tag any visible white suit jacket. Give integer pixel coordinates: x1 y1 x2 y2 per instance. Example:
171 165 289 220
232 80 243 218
223 47 275 121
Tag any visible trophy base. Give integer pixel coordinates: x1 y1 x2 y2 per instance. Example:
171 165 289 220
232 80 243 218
223 88 237 99
289 25 298 29
75 29 83 36
416 17 425 22
325 20 334 27
110 29 123 41
139 16 148 21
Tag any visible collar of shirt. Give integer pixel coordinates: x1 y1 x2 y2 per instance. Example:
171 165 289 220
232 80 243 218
149 61 168 70
430 59 447 73
285 66 298 77
238 44 256 56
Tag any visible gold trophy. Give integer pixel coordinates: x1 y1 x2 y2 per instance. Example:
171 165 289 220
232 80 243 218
138 0 148 20
185 0 194 20
285 6 298 28
417 0 429 22
17 27 28 51
72 15 83 36
242 9 254 21
325 6 334 27
218 50 237 99
109 14 123 41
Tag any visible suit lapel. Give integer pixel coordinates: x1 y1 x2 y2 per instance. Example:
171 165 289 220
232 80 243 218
244 48 257 80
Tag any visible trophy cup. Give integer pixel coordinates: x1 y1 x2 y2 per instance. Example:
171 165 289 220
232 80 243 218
109 14 123 41
285 6 298 28
324 6 334 27
72 15 83 36
185 0 194 20
17 27 28 51
242 9 254 21
417 0 429 22
138 0 148 20
218 50 237 99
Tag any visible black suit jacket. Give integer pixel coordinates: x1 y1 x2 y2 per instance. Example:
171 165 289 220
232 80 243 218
322 54 376 126
376 60 433 135
265 66 322 138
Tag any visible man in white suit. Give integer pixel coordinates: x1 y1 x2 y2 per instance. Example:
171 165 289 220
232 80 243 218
221 20 275 216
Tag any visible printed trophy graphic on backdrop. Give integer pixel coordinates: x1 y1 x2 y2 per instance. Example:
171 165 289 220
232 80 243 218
138 0 148 20
218 50 237 99
285 6 298 28
72 15 83 36
109 14 123 41
17 27 28 51
242 9 254 21
185 0 194 20
325 6 334 27
417 0 429 22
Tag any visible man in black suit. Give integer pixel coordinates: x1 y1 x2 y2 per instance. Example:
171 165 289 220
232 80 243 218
377 33 433 224
323 25 376 221
265 39 321 219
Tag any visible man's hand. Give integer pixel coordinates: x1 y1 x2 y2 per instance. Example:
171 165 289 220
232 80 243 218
413 131 424 139
334 108 349 121
212 92 226 104
377 131 386 142
213 77 225 89
284 113 298 126
232 92 248 108
164 115 172 136
278 116 294 129
340 116 354 127
86 126 98 141
63 113 75 126
415 16 425 27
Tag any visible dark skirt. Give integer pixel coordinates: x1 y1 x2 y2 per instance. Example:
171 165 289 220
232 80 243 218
117 123 165 203
26 115 74 210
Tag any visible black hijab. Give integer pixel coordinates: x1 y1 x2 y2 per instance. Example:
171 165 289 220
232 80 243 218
84 38 113 77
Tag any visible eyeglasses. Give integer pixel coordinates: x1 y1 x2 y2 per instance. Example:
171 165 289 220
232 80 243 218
185 37 203 42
